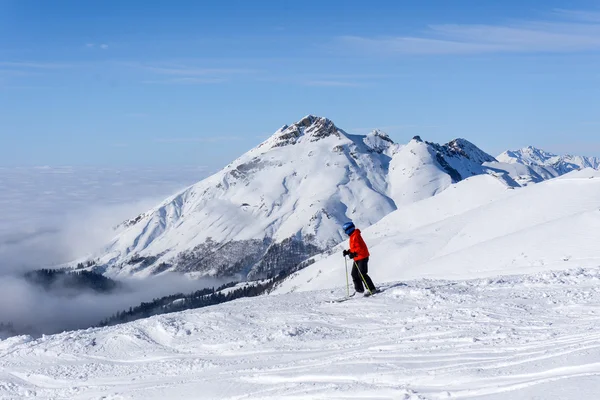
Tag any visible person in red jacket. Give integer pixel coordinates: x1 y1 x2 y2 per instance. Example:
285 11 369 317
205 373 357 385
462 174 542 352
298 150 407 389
342 221 377 295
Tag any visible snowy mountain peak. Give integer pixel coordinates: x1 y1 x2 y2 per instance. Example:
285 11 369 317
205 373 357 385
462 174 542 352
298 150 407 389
90 115 401 279
266 115 341 149
445 138 497 164
499 146 556 166
363 129 396 154
497 146 600 175
368 129 391 139
387 135 511 206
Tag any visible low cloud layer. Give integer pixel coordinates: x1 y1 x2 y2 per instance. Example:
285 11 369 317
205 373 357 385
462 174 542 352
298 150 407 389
0 273 229 337
0 166 212 337
0 166 205 271
0 199 161 273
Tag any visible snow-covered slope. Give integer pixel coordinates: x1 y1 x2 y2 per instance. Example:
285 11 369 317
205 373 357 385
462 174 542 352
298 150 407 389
483 160 559 186
498 146 600 175
88 116 504 279
388 136 510 205
3 268 600 399
276 169 600 293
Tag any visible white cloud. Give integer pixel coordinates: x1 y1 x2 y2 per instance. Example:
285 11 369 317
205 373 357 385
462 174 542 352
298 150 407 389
85 43 109 50
336 9 600 55
141 65 254 76
130 63 256 85
142 77 227 85
0 166 206 270
0 61 72 69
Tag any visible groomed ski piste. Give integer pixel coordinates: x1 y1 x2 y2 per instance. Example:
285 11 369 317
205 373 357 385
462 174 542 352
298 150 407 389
2 170 600 399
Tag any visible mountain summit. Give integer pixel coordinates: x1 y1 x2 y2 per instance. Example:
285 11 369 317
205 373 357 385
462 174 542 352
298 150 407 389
262 115 341 149
498 146 600 175
85 116 512 280
93 115 398 279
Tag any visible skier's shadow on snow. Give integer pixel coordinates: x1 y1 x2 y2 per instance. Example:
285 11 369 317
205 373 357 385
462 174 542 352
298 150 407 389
381 281 459 292
380 282 409 292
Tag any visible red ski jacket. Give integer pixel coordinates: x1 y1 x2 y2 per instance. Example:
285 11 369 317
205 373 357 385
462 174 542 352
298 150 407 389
349 229 370 261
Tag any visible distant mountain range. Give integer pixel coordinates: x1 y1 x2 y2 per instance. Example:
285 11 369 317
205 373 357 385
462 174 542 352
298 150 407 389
77 116 599 280
498 145 600 175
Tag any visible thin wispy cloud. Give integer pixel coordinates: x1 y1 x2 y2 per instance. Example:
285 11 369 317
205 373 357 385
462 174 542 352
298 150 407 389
337 9 600 55
132 63 254 85
258 72 405 88
85 43 109 50
0 69 39 77
0 61 73 69
143 77 227 85
141 65 254 76
0 61 73 84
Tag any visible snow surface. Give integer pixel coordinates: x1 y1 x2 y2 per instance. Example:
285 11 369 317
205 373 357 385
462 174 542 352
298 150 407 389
3 145 600 399
482 161 557 187
276 169 600 293
2 268 600 399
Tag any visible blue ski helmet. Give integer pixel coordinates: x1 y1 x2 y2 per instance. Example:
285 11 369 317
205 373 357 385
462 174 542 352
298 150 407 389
342 221 355 235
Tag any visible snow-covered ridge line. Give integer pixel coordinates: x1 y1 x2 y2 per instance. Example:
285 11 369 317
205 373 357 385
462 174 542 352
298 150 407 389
498 145 600 175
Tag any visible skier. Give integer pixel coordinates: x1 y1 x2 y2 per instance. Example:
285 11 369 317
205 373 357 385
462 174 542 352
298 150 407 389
342 222 378 296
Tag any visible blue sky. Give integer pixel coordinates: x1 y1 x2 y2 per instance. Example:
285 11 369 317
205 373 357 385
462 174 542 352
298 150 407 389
1 0 599 167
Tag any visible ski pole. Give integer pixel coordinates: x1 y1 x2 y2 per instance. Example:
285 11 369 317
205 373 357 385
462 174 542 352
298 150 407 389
344 256 350 297
354 261 373 295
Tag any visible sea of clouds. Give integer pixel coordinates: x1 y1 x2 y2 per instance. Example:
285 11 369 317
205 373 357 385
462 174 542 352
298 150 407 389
0 165 224 337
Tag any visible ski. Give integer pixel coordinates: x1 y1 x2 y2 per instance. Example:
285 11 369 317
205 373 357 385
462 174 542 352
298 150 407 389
364 288 384 297
330 292 357 303
329 288 385 303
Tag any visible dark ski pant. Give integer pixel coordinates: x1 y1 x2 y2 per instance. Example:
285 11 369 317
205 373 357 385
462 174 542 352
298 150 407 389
351 257 376 293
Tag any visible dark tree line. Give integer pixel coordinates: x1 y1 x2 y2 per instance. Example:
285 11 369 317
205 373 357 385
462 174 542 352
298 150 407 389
248 236 322 279
24 269 120 294
98 270 290 327
75 260 97 270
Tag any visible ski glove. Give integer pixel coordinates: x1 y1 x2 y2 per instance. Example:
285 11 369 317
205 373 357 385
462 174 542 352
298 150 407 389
343 250 358 259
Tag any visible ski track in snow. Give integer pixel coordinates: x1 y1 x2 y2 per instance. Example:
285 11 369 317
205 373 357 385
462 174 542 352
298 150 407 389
2 268 600 399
